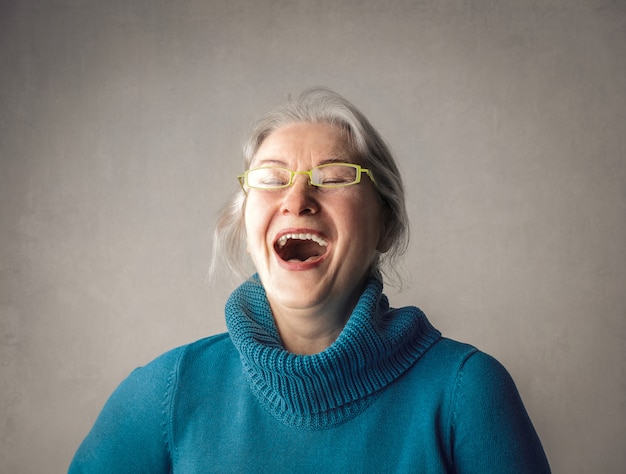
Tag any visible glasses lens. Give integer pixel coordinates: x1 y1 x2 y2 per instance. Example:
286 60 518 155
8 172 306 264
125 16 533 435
312 164 358 187
247 168 291 189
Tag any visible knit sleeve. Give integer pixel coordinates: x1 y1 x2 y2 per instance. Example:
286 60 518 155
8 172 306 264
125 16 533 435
68 346 184 473
450 351 551 473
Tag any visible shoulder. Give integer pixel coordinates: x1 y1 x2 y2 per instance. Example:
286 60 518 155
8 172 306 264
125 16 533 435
422 337 479 362
417 337 510 383
394 337 513 414
151 332 233 366
141 332 233 373
411 337 480 382
69 333 235 472
89 333 234 420
440 340 520 413
117 333 233 389
430 340 551 473
421 338 521 418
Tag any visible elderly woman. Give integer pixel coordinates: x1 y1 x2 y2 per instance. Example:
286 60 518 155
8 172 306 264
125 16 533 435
70 88 550 473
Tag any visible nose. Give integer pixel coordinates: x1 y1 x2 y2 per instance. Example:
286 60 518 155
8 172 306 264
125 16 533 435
280 172 320 216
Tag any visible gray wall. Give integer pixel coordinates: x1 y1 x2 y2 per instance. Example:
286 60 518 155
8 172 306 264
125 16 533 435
1 0 624 472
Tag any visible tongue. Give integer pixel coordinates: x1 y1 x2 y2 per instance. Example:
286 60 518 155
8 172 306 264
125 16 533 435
279 240 324 262
288 256 316 262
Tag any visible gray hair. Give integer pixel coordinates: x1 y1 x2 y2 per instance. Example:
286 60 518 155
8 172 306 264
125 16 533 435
209 87 409 286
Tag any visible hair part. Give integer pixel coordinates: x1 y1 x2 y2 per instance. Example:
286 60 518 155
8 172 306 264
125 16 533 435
209 87 410 288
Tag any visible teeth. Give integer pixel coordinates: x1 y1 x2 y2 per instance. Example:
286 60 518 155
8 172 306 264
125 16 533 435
277 233 328 248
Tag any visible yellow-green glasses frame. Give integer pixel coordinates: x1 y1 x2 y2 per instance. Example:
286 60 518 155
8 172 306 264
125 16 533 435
237 162 376 193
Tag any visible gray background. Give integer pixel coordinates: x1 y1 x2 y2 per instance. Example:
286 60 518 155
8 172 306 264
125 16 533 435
1 0 625 472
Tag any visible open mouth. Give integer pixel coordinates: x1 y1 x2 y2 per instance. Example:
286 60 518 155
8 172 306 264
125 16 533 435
275 233 329 263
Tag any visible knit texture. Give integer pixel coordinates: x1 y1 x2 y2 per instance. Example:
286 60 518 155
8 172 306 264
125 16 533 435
70 291 551 472
225 275 442 429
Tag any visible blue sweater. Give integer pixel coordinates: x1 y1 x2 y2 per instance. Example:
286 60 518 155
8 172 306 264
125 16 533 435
70 277 550 473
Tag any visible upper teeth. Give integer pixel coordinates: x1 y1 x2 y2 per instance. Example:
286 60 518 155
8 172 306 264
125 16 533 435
277 233 328 248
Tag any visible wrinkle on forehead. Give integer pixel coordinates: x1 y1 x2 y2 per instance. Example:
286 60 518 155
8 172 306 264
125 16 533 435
250 123 358 169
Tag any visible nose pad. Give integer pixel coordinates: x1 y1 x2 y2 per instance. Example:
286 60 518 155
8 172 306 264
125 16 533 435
291 170 312 187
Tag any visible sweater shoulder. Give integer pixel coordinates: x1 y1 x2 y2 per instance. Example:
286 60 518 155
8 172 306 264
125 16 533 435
69 333 234 473
147 332 232 370
416 337 550 472
437 340 551 473
418 337 480 373
422 338 521 420
118 333 233 393
421 337 515 382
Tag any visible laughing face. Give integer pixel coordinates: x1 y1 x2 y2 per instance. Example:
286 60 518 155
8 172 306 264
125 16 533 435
244 122 389 332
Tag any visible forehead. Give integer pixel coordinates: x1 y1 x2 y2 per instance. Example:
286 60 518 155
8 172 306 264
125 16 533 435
252 122 356 166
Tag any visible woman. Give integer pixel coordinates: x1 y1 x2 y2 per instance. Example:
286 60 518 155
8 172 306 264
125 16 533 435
70 88 550 472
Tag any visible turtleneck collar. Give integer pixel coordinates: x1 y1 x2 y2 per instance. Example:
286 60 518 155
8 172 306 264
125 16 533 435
225 275 441 429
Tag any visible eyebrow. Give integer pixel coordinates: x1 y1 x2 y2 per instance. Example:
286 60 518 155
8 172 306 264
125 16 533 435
318 158 348 165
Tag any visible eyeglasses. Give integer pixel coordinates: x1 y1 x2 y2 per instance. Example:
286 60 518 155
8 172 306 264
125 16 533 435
237 163 376 192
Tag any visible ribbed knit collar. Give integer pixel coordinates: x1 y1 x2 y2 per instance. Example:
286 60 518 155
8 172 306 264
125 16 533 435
225 275 441 429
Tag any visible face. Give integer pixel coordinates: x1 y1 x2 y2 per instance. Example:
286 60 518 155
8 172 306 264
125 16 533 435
243 122 388 323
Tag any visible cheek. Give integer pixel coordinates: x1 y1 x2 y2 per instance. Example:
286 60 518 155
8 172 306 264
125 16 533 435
243 210 256 253
243 196 270 252
242 201 255 252
343 194 384 238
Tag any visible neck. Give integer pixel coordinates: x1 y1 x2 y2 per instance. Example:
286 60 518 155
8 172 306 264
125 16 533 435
267 277 369 355
271 305 350 355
